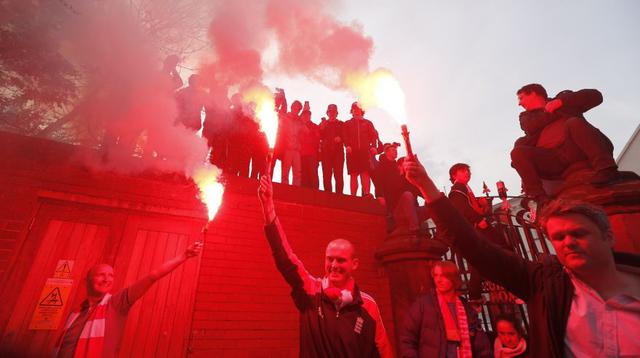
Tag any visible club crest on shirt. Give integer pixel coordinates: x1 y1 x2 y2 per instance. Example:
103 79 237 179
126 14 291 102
354 316 364 334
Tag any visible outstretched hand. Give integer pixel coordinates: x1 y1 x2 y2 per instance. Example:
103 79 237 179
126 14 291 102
402 156 430 188
185 241 204 258
258 175 276 223
402 156 442 203
258 175 273 203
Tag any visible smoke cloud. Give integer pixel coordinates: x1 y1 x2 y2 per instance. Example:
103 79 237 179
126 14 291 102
12 0 379 178
201 0 374 92
58 1 210 176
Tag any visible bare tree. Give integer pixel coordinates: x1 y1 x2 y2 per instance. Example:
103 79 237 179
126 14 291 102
0 0 213 142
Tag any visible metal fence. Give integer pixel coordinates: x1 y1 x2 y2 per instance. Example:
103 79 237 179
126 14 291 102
435 206 555 334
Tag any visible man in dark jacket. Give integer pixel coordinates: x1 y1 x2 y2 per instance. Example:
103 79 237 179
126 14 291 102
175 74 207 131
227 94 253 177
343 102 380 197
300 109 321 189
399 261 492 358
511 84 637 203
374 143 427 235
319 104 346 194
448 163 511 301
402 157 640 358
258 175 393 358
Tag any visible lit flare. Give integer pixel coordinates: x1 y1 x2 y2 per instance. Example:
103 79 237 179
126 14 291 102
345 68 407 124
347 68 412 157
194 165 224 221
243 86 279 149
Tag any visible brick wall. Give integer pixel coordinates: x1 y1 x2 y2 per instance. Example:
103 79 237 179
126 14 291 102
191 182 393 357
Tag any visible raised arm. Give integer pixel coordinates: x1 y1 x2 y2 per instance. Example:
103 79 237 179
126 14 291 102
127 241 203 304
553 88 603 115
402 157 539 301
258 176 318 299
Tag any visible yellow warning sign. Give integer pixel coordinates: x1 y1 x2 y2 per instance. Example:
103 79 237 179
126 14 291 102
54 260 74 279
29 278 73 330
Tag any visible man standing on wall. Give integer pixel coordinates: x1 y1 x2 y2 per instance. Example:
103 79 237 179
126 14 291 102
344 102 380 197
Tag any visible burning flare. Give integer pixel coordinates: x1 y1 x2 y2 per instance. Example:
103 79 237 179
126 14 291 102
243 86 279 148
194 165 225 221
345 68 407 124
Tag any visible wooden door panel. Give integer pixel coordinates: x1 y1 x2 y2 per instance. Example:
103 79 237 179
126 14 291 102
116 215 202 358
1 219 111 355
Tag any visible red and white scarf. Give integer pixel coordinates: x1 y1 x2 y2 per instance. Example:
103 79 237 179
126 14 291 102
321 277 355 309
437 292 473 358
494 337 527 358
54 293 111 358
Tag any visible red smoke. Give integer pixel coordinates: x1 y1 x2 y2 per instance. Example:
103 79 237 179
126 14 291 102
60 1 209 175
201 0 374 91
266 0 373 87
203 1 268 91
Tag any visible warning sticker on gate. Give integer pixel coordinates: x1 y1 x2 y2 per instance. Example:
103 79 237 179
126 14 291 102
53 260 74 279
29 278 73 330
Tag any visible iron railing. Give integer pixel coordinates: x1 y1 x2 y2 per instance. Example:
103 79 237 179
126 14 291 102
435 206 555 334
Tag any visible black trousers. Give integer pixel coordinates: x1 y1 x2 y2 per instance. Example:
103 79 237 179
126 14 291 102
511 117 615 196
321 150 345 194
301 155 319 189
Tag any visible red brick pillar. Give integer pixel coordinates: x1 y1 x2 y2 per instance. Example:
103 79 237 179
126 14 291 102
375 235 448 354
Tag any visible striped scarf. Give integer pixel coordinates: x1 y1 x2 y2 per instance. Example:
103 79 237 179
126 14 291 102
494 337 527 358
437 292 473 358
321 277 355 309
54 293 111 358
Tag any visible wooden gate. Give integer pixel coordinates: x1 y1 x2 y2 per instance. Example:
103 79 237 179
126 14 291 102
0 200 203 357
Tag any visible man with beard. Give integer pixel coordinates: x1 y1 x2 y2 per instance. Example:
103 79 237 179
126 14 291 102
258 175 393 357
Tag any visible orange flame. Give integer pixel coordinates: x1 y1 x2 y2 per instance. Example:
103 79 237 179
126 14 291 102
345 68 407 124
194 165 224 221
243 86 279 148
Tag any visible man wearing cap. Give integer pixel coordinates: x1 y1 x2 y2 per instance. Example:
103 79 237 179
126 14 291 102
374 142 428 236
343 102 380 197
319 104 346 194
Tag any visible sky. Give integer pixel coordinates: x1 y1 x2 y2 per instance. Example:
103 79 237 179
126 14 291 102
258 0 640 195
